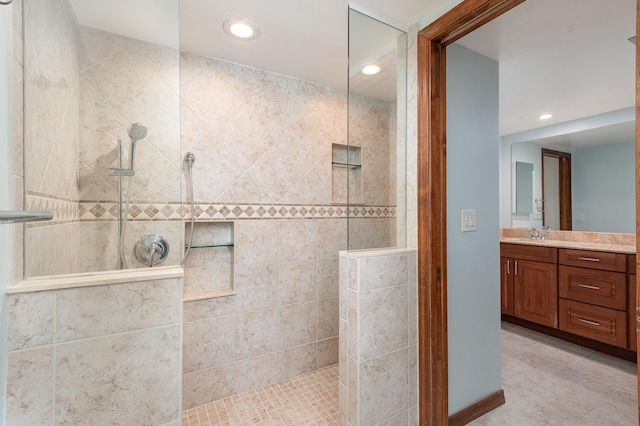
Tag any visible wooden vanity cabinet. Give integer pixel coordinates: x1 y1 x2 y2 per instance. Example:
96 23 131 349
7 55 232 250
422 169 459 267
500 257 515 316
629 255 636 351
558 249 628 348
501 243 558 328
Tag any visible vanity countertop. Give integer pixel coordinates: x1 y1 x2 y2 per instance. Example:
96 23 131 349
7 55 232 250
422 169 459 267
500 237 636 254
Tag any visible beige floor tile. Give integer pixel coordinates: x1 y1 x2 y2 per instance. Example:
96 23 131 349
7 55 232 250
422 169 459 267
476 323 638 425
184 323 636 425
183 364 339 425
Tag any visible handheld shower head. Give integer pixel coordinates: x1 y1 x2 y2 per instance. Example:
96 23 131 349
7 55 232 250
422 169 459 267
127 123 147 142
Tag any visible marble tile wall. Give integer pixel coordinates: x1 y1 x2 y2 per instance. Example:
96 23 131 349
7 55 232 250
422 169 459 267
9 0 23 284
179 52 399 407
406 24 419 250
339 249 418 426
22 0 81 277
4 276 183 425
180 50 398 210
182 219 344 409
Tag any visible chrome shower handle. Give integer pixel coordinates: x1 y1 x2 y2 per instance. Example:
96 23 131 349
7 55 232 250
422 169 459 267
134 234 169 267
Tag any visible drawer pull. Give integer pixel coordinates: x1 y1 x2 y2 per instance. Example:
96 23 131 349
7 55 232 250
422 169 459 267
577 257 600 262
578 318 600 327
578 283 600 290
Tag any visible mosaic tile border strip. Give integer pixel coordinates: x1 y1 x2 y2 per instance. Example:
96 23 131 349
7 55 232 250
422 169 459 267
78 202 397 221
25 194 79 224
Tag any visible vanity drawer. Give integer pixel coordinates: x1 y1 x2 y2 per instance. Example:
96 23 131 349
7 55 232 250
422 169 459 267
559 266 626 310
559 299 627 348
558 249 626 272
500 243 557 263
628 255 636 274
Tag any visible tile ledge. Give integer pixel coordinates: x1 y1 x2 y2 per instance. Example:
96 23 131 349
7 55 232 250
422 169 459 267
7 266 184 294
183 289 237 302
338 247 416 258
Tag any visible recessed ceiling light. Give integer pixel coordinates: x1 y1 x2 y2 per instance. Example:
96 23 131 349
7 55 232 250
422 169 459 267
361 64 381 75
539 113 552 120
223 18 260 41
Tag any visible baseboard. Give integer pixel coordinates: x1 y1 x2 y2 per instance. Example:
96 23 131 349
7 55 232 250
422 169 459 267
448 389 505 426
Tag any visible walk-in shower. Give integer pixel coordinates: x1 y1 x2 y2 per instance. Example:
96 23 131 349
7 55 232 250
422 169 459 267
109 123 147 269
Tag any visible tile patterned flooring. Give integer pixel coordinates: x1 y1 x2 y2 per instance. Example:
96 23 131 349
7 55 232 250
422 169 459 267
472 322 638 425
182 322 637 425
182 365 339 425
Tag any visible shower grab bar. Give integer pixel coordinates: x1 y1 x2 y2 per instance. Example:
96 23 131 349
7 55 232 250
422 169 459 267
0 210 53 224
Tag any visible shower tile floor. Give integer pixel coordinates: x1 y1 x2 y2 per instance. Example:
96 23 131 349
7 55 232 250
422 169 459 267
182 364 339 425
182 323 638 425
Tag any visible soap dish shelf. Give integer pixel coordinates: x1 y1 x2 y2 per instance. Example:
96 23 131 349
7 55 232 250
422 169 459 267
185 243 234 250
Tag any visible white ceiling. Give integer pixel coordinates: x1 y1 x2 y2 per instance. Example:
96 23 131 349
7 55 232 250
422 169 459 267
527 121 636 149
457 0 636 137
70 0 636 141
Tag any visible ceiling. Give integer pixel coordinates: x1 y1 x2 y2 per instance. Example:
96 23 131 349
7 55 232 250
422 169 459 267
70 0 636 141
457 0 636 137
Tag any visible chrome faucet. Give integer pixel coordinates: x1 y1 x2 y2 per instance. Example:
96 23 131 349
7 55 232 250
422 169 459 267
529 226 540 239
529 226 550 240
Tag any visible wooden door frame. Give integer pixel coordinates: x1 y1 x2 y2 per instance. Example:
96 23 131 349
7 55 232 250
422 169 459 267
416 1 525 422
541 149 572 230
416 0 640 423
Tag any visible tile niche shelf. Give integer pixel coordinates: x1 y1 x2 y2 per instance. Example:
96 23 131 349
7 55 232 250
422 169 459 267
183 221 235 302
331 143 362 205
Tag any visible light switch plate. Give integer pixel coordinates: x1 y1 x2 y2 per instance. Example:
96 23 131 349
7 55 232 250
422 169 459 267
461 209 476 232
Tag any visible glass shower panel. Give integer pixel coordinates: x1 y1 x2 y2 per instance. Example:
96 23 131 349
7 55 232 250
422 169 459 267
22 0 181 277
347 9 407 250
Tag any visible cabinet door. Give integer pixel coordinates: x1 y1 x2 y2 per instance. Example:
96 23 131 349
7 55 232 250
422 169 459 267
500 257 514 315
629 274 636 351
514 260 558 328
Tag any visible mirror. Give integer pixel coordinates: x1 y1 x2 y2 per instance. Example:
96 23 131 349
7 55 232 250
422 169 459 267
507 119 635 233
514 161 533 214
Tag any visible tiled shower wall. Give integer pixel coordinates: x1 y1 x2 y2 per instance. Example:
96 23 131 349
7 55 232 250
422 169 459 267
75 26 183 272
22 0 80 277
339 249 418 426
182 219 343 409
179 53 398 408
25 18 398 275
8 0 23 285
5 275 183 425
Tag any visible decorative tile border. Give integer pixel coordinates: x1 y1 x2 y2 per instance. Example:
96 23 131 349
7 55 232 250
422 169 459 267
25 194 79 225
78 202 397 221
24 195 397 225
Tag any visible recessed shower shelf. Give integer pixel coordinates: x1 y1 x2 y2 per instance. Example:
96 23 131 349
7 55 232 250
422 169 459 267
186 243 234 249
331 161 361 169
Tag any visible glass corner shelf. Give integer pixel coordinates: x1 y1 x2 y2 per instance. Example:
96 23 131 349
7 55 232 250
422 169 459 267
331 161 362 169
186 242 234 249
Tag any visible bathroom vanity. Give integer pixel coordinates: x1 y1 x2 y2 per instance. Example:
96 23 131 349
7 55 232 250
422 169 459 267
500 235 637 359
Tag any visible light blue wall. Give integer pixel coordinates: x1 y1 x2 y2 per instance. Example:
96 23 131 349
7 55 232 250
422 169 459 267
573 141 635 233
446 43 502 415
0 6 11 421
